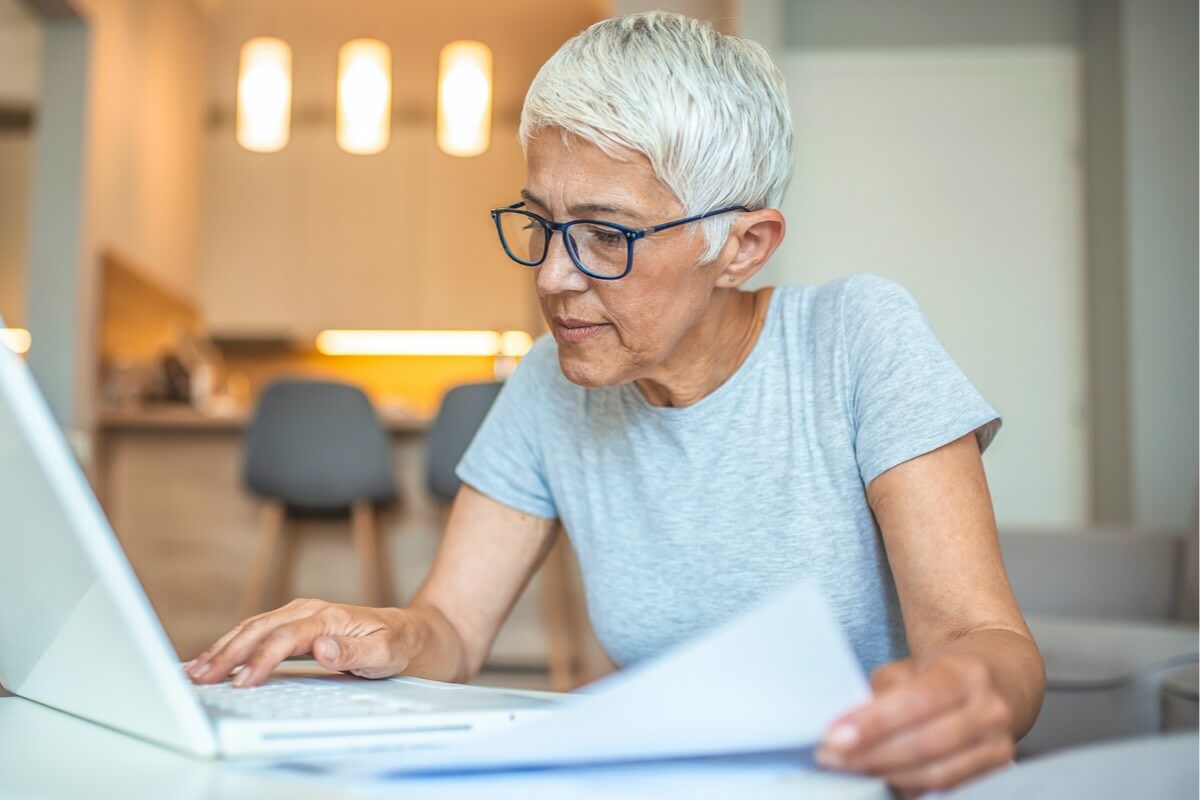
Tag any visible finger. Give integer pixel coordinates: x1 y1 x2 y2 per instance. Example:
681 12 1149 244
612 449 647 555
870 660 917 694
822 660 917 747
192 607 320 684
312 634 395 678
829 695 1011 774
235 619 326 687
883 735 1015 794
188 600 314 676
824 663 972 755
190 616 266 670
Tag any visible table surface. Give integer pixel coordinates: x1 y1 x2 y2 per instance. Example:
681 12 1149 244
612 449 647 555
0 688 888 800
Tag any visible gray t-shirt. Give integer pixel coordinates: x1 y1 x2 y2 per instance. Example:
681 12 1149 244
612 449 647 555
457 273 1000 674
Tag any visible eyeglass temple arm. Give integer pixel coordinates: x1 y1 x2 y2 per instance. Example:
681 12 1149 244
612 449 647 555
644 205 751 235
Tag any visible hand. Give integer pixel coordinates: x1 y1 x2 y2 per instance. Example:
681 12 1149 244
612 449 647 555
185 598 426 688
815 654 1015 797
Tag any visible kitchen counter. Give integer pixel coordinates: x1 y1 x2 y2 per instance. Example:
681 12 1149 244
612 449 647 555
97 404 430 434
92 403 548 667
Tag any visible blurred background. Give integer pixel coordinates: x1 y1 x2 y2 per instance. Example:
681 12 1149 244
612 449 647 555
0 0 1196 755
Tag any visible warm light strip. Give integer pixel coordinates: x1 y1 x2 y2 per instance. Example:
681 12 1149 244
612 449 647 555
437 40 493 157
237 37 292 153
0 328 31 355
337 39 392 155
498 330 533 357
316 329 532 357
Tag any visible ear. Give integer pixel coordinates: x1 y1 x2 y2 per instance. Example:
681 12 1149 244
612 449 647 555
714 209 786 288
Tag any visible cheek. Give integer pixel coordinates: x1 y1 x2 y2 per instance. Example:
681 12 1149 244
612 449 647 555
553 243 712 386
608 258 709 352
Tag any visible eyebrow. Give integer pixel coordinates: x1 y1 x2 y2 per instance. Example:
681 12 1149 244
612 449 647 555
520 189 640 221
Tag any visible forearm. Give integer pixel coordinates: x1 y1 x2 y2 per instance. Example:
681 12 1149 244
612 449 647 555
394 485 559 684
922 627 1045 739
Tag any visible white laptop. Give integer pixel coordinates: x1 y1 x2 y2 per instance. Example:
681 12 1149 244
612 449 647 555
0 333 559 759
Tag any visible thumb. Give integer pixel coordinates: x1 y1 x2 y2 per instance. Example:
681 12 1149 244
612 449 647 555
870 658 917 695
313 635 386 674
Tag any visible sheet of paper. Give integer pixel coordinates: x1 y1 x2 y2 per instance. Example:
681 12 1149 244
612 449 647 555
256 751 886 800
331 579 870 777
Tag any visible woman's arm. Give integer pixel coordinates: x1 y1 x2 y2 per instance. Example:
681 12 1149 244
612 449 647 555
816 432 1045 795
187 484 558 687
407 483 561 681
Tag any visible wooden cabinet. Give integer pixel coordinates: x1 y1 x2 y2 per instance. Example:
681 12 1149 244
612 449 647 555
198 121 540 339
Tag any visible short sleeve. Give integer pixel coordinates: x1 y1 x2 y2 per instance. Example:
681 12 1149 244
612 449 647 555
841 273 1001 487
454 336 558 519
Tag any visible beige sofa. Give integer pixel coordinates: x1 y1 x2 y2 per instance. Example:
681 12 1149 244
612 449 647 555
998 528 1199 756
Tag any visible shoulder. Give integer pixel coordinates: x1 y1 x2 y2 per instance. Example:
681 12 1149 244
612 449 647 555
769 272 920 333
839 272 921 322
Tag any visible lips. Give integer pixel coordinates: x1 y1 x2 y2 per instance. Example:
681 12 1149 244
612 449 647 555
551 316 611 344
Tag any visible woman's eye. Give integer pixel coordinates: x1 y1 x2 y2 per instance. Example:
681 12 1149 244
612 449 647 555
583 226 624 247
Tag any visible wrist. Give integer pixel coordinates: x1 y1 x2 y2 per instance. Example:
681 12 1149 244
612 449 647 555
396 603 472 683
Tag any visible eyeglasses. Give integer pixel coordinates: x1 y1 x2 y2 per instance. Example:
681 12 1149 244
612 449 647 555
489 201 750 280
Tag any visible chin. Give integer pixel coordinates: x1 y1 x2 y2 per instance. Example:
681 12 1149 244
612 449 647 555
556 350 624 389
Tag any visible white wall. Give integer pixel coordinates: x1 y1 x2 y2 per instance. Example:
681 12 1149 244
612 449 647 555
764 46 1088 527
1121 0 1199 530
26 19 90 431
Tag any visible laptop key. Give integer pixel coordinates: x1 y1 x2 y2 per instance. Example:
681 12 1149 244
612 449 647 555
193 678 437 719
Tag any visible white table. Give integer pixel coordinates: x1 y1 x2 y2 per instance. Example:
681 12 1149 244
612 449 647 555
0 690 888 800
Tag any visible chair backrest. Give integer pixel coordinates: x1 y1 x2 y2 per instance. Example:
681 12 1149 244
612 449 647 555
998 527 1188 622
425 381 503 503
243 379 397 512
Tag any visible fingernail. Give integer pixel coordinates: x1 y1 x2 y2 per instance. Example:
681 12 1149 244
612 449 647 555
815 747 845 769
190 662 210 679
826 723 860 750
232 670 250 687
317 638 340 662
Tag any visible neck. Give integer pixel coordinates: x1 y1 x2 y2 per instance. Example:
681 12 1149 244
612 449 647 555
634 286 773 408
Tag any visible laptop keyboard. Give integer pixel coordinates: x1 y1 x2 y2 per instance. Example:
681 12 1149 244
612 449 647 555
193 677 437 720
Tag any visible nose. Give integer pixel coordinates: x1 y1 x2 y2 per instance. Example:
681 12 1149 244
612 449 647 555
535 230 589 296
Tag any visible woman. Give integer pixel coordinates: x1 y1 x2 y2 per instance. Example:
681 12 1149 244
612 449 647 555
188 12 1044 795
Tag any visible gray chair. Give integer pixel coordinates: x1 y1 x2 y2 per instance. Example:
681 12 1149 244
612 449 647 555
998 528 1199 756
239 379 398 617
424 381 503 503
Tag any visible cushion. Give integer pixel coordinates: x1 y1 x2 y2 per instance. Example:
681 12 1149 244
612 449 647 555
1019 616 1198 756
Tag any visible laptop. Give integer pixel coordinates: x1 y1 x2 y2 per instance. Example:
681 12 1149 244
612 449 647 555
0 334 559 759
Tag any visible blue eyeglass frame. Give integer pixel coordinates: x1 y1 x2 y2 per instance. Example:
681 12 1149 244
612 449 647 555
489 201 751 280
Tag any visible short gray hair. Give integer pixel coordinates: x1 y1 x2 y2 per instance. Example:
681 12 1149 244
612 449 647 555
519 11 793 263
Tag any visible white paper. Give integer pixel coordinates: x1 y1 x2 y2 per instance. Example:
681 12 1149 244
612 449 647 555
258 751 886 800
344 579 870 777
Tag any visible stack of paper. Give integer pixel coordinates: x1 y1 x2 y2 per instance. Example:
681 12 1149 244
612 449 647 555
322 579 870 779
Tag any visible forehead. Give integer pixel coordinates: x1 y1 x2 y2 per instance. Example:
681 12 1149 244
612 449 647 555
522 130 680 217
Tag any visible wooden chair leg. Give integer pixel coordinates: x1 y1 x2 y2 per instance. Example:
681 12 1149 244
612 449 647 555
352 501 392 608
561 544 590 682
374 507 396 607
239 501 285 620
541 532 578 692
269 519 299 609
